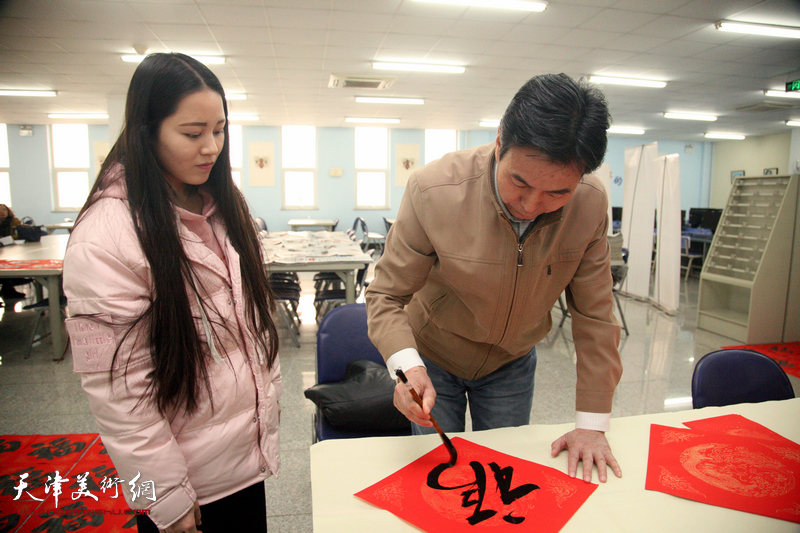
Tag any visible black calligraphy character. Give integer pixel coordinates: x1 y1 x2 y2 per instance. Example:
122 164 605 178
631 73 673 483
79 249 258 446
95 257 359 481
0 438 21 454
28 437 86 461
427 461 496 525
488 462 539 524
427 461 540 526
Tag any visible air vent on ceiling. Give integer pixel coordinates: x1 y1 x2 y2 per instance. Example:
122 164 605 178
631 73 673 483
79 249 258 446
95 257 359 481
328 74 395 90
735 100 800 112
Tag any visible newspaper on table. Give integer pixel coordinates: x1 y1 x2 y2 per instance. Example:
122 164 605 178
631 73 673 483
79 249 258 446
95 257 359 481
261 231 373 264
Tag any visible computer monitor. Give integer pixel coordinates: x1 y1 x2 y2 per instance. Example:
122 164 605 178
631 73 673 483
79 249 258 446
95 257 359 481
687 208 704 228
700 208 722 232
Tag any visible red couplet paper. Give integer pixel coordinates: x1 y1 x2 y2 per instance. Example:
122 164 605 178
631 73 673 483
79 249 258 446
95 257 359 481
645 416 800 524
355 437 597 532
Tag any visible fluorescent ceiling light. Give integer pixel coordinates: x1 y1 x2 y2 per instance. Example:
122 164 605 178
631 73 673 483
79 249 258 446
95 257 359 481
0 89 57 97
590 76 666 88
373 62 465 74
48 113 109 119
122 54 226 65
412 0 546 11
787 120 800 127
355 96 424 105
225 93 246 101
705 132 745 140
608 126 645 135
228 114 258 121
479 120 500 128
345 117 400 124
764 89 800 99
715 21 800 39
664 112 717 121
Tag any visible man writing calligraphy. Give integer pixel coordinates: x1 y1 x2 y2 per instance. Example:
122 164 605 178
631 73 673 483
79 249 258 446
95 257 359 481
365 73 623 483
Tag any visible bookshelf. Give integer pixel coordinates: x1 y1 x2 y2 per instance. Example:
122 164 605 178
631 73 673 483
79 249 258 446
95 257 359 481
697 174 799 343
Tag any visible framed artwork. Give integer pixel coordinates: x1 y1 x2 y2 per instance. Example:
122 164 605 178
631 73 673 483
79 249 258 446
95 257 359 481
730 170 744 183
763 167 778 175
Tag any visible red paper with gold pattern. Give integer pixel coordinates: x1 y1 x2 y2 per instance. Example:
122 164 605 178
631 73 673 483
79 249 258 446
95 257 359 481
355 436 597 532
645 418 800 524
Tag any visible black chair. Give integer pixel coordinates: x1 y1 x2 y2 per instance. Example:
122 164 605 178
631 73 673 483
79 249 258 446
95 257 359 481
691 348 795 409
22 296 68 359
312 303 412 441
253 217 267 232
313 251 373 322
269 276 301 347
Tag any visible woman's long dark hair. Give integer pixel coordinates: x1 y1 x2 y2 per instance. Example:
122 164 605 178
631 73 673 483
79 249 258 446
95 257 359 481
76 53 279 416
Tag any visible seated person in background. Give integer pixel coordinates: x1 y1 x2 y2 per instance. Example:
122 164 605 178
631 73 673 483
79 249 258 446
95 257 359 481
0 203 27 300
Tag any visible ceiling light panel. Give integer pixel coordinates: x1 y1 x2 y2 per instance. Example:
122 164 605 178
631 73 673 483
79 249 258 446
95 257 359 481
664 112 717 121
355 97 425 105
373 62 465 74
715 21 800 39
704 132 745 140
412 0 547 12
0 90 57 97
590 76 666 88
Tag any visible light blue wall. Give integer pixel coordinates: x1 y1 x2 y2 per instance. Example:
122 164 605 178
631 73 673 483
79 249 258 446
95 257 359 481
5 123 714 232
604 137 713 212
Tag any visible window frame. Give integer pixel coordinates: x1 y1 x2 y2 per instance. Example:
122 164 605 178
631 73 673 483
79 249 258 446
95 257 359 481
354 127 389 210
50 124 91 212
0 124 10 206
281 126 318 210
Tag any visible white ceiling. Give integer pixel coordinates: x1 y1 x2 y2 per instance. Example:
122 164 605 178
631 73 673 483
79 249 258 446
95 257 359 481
1 0 799 141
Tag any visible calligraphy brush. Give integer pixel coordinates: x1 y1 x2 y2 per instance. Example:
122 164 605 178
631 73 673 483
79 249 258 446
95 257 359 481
396 368 458 467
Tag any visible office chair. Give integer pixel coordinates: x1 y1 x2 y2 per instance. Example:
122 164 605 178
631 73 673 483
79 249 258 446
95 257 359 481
253 217 267 232
22 296 68 359
680 236 703 281
691 348 795 409
311 303 412 442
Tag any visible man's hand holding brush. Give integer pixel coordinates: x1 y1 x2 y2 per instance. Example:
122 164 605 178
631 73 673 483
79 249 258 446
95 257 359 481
393 366 437 427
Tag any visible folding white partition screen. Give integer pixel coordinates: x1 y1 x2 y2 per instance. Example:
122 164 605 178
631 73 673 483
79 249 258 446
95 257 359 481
595 162 613 235
652 154 681 314
621 143 658 299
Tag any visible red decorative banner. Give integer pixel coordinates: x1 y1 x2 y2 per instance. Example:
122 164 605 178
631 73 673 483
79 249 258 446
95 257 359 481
646 416 800 524
356 437 597 532
0 260 64 271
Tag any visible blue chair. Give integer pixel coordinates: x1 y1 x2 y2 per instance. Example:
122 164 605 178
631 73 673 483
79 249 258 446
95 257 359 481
691 348 795 409
312 303 412 441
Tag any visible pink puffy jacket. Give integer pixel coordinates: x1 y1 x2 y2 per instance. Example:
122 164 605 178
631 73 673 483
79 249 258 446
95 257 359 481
63 175 281 529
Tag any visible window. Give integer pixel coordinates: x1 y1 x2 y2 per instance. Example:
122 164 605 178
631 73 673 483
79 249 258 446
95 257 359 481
424 129 456 165
228 124 242 188
52 124 90 210
0 124 10 206
355 127 388 209
281 126 316 209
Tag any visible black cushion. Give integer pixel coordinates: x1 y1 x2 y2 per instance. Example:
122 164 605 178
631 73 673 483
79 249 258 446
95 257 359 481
304 359 410 431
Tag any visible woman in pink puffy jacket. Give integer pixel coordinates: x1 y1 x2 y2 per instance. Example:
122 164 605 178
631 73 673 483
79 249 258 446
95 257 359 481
63 53 281 533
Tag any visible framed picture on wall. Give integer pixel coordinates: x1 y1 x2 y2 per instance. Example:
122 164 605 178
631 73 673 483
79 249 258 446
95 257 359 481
763 167 778 175
730 170 744 183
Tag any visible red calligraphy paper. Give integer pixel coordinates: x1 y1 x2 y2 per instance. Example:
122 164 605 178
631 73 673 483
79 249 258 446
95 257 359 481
355 437 597 532
645 418 800 524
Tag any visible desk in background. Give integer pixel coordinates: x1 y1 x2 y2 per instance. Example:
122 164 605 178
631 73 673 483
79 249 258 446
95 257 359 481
262 231 372 304
287 219 338 232
311 399 800 533
42 222 74 234
0 235 69 358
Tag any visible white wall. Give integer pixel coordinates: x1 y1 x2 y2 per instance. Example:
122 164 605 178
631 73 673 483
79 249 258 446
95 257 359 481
710 132 792 208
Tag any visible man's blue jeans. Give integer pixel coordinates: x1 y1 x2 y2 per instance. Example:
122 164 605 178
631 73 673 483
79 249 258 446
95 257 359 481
412 347 537 435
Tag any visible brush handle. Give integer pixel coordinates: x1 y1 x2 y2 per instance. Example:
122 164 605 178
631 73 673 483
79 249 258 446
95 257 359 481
406 387 446 435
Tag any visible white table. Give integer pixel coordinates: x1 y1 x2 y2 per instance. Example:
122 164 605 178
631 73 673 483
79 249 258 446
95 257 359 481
262 231 372 304
287 219 338 232
311 398 800 533
0 235 69 358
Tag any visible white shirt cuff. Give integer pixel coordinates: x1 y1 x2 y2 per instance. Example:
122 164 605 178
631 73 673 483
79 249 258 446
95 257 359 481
576 411 611 432
385 348 425 380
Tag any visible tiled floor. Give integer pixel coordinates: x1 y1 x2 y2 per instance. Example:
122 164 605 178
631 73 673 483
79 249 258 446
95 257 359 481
1 273 798 532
